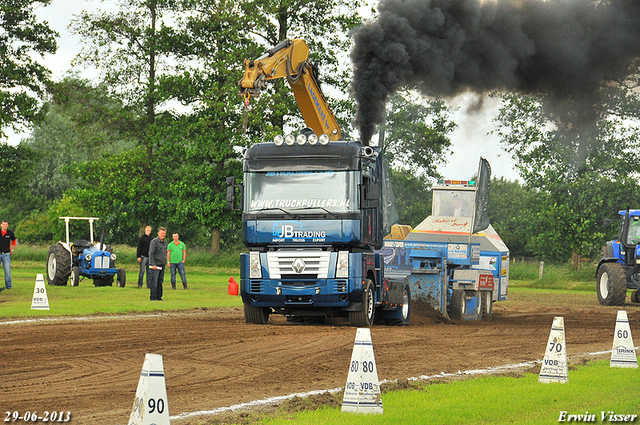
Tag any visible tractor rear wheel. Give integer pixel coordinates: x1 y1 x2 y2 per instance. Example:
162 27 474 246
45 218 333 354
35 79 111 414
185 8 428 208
46 244 71 286
596 262 627 306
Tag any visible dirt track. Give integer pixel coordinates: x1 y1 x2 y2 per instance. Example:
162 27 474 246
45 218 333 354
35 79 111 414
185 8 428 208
1 291 638 425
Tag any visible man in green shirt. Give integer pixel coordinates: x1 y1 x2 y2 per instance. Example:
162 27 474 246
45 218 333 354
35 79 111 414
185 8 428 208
167 232 188 289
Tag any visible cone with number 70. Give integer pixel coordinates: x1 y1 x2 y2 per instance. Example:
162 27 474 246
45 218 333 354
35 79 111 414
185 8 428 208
538 316 568 383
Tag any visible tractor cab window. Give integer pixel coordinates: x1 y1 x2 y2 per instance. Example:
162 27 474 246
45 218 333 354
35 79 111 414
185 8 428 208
627 216 640 245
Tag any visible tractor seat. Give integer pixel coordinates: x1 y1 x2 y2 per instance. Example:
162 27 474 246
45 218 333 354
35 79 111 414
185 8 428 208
72 239 91 250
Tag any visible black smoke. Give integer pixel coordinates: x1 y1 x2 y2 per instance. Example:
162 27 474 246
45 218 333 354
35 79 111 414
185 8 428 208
351 0 640 145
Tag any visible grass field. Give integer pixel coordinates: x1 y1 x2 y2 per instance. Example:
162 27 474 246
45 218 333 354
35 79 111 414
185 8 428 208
253 360 640 425
0 259 242 318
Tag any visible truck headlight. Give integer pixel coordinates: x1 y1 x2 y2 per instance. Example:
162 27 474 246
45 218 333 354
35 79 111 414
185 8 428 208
336 251 349 278
274 135 284 146
249 251 262 278
85 254 92 261
110 253 117 260
319 134 330 145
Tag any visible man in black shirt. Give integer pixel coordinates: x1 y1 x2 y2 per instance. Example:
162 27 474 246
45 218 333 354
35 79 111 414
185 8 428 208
0 220 16 292
148 227 168 301
136 225 153 289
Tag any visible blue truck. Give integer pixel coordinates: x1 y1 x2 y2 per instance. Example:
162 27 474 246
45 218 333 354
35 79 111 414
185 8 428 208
227 135 509 325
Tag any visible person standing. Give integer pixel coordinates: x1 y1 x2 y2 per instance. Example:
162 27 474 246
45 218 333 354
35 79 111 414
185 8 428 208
136 225 153 289
148 227 168 301
0 220 16 292
167 232 187 289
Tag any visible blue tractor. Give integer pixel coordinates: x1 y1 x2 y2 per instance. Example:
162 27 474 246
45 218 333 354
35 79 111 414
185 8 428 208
596 209 640 305
46 217 126 287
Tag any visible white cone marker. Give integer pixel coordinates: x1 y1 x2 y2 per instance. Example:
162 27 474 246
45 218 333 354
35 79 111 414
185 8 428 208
128 353 170 425
30 274 49 310
538 316 568 383
610 310 638 368
341 328 383 414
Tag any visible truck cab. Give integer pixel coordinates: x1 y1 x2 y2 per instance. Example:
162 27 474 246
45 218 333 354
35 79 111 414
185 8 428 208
228 132 405 326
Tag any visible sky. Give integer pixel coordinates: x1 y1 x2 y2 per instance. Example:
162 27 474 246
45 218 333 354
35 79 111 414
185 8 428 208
14 0 521 182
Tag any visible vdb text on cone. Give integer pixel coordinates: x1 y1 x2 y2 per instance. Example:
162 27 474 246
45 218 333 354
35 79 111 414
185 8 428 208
342 328 383 414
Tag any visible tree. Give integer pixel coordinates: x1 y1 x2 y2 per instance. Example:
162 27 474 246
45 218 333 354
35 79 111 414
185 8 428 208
390 167 432 228
382 92 456 179
493 85 640 261
0 0 57 137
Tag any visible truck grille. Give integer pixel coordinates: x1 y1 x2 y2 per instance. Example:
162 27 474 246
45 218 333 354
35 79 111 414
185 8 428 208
250 281 261 293
266 251 331 279
334 280 348 293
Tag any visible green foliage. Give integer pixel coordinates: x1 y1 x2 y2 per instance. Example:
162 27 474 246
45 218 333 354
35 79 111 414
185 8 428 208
0 0 58 136
383 92 456 178
493 90 640 261
390 167 432 228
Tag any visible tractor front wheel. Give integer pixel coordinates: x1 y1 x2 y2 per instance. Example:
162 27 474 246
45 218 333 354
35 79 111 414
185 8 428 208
596 262 627 306
70 266 80 287
116 268 126 287
46 244 71 286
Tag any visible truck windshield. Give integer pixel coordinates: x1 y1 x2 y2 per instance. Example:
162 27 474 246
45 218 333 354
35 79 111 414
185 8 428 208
245 170 358 214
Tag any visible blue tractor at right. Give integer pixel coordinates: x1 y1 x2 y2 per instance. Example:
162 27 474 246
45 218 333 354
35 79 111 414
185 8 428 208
596 209 640 305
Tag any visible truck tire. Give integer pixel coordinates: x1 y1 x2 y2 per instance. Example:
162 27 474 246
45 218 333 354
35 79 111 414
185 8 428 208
399 284 412 325
46 244 71 286
482 291 493 320
596 262 627 306
631 290 639 304
116 268 126 287
349 279 375 327
70 266 80 287
244 302 270 324
449 289 466 320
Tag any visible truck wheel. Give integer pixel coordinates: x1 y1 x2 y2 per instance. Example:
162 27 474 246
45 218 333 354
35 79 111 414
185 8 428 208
244 302 270 324
482 291 493 320
70 266 80 287
399 285 412 325
596 262 627 306
349 279 375 327
116 269 126 287
449 289 466 321
46 244 71 286
631 290 639 304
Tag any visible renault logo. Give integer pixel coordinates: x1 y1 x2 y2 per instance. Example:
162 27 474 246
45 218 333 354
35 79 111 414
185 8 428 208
292 258 306 274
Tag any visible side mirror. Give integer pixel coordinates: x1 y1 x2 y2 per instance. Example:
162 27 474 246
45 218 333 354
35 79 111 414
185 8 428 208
361 183 380 209
226 176 240 211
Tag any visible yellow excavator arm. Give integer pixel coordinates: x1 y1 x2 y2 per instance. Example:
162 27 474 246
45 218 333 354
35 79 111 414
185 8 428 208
239 39 341 141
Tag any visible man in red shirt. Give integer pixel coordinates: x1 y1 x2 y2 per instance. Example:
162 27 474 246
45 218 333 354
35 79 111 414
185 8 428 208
0 220 16 292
